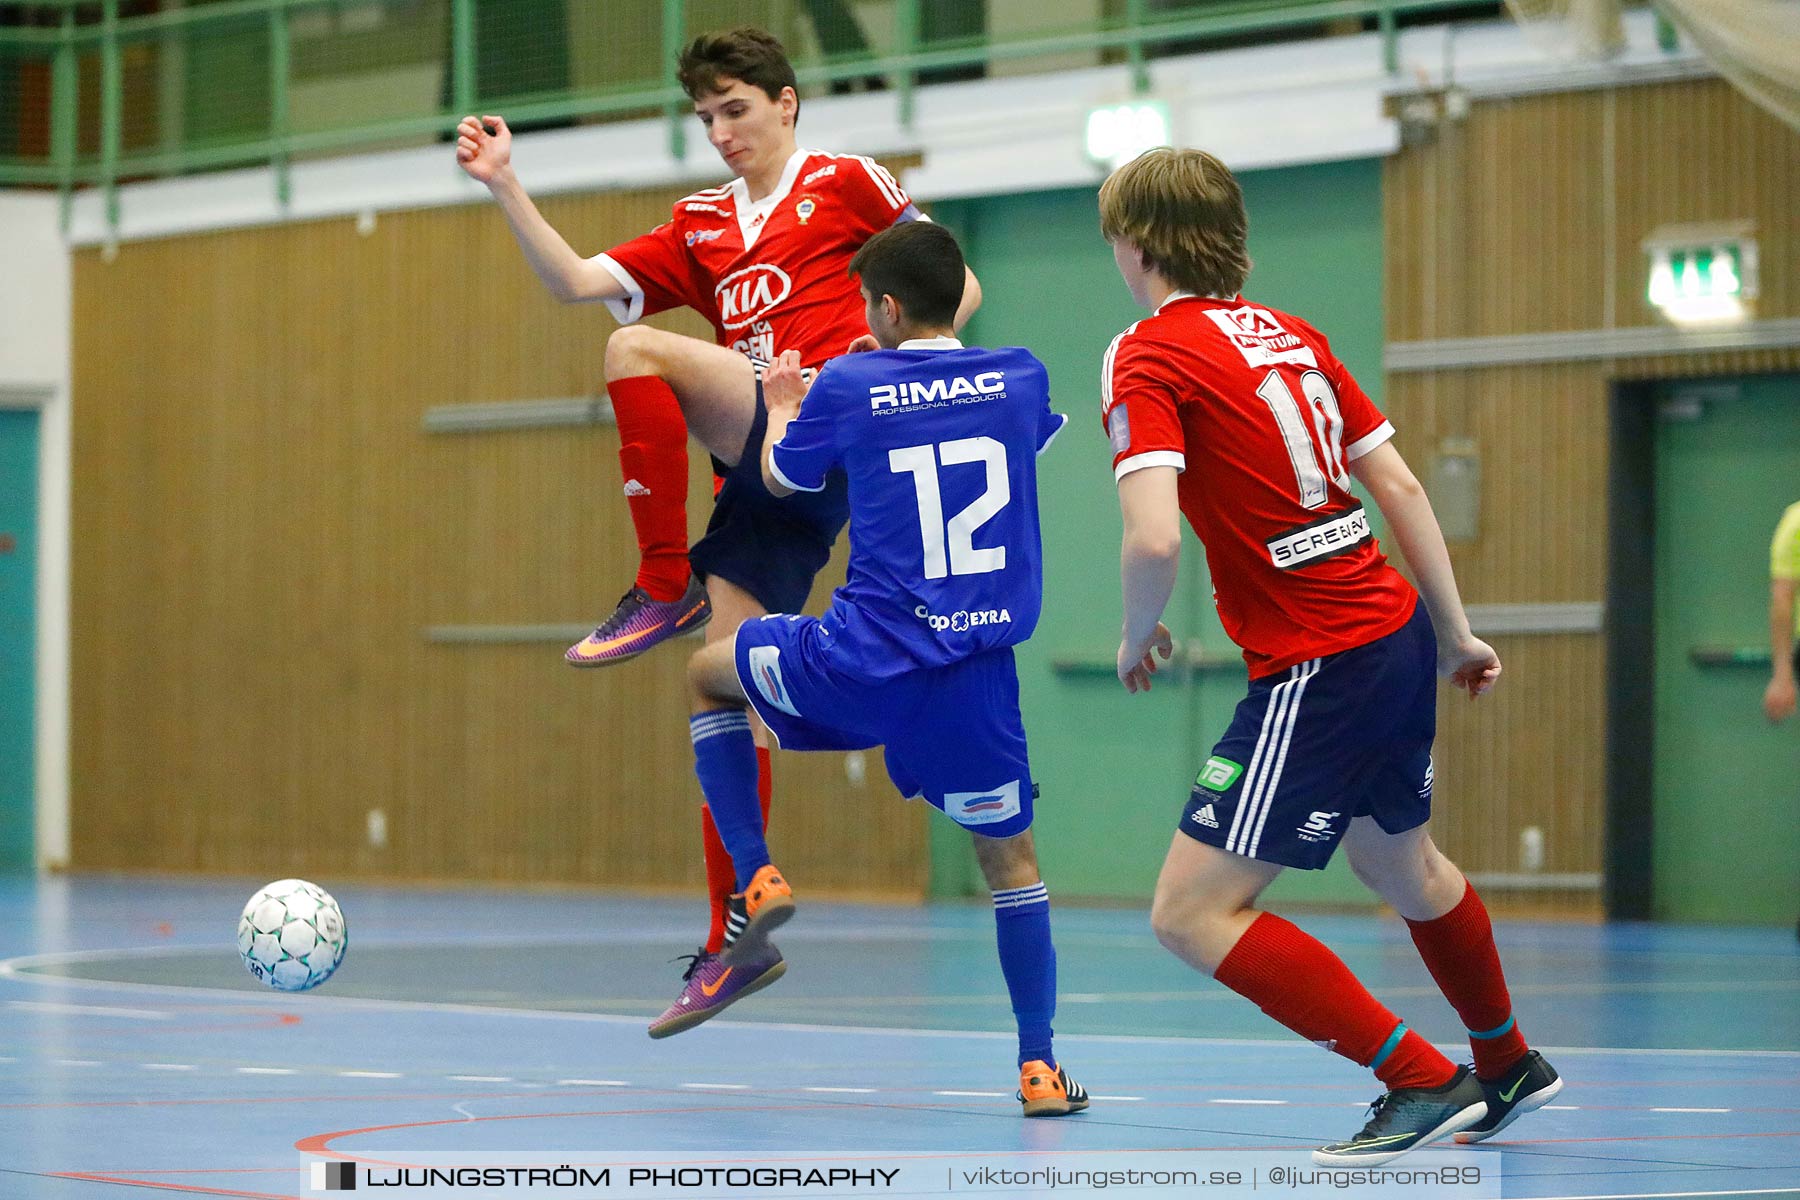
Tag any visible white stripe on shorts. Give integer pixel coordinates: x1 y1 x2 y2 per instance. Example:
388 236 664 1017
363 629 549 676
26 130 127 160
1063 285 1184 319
1245 660 1320 858
1225 659 1318 857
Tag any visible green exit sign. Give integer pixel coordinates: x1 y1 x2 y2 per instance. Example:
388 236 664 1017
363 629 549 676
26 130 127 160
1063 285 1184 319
1645 228 1758 326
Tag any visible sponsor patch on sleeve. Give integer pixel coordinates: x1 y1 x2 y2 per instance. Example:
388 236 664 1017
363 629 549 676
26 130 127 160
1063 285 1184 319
1107 404 1131 454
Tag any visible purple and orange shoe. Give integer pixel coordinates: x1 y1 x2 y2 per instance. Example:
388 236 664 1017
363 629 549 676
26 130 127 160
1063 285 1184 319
646 945 787 1039
566 576 710 668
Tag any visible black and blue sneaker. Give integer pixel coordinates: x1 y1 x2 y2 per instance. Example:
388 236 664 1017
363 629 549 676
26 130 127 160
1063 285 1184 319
1313 1066 1489 1166
1455 1051 1563 1143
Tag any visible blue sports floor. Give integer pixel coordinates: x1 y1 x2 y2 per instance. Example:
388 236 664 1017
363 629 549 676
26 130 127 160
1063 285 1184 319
0 874 1795 1198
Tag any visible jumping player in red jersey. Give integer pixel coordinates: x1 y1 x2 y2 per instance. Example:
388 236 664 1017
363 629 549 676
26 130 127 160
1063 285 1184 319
454 27 980 1035
1099 148 1561 1165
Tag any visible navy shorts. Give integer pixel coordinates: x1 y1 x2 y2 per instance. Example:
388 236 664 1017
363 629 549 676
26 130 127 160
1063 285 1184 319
689 377 849 616
1179 600 1437 870
734 614 1036 840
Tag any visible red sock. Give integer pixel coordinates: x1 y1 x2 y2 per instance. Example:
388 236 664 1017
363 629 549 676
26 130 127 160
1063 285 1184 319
608 375 690 602
1406 881 1530 1080
701 747 773 955
1215 912 1456 1092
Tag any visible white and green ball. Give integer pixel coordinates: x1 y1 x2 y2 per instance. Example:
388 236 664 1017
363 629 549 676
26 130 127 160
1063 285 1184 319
236 879 348 992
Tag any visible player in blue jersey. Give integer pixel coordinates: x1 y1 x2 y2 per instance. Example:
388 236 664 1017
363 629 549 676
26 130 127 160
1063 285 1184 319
679 219 1087 1116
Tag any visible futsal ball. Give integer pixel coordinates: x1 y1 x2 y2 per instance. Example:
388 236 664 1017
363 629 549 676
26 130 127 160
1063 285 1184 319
236 879 348 992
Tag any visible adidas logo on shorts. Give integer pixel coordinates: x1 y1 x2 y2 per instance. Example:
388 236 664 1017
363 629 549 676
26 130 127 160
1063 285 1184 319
1192 803 1220 829
623 479 652 497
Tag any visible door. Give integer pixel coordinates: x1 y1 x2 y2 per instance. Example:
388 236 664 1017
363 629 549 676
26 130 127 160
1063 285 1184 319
0 408 36 870
1652 375 1800 923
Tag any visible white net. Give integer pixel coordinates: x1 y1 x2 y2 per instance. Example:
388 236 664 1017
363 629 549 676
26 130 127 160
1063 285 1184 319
1503 0 1628 60
1655 0 1800 132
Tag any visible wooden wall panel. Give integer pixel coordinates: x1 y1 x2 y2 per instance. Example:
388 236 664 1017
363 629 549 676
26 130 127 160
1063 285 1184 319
71 161 930 899
1610 79 1800 329
1428 634 1608 915
1384 77 1800 914
1385 362 1612 603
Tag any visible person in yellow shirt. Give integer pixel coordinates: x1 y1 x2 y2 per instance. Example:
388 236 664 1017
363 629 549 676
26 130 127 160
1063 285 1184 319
1767 501 1800 723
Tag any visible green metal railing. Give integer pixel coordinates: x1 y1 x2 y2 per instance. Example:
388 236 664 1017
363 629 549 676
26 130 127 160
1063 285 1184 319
0 0 1490 235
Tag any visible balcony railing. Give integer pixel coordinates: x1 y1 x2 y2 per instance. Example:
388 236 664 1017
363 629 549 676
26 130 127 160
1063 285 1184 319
0 0 1499 235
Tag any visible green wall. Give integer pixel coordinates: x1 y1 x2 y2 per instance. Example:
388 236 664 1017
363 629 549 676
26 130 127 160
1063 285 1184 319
0 409 36 871
1651 375 1800 924
932 157 1385 905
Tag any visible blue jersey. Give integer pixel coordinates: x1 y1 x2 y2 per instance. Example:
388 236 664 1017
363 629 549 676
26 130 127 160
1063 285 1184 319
768 338 1067 681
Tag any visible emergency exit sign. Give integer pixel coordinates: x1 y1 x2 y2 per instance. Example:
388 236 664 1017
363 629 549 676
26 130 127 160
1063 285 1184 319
1645 229 1758 326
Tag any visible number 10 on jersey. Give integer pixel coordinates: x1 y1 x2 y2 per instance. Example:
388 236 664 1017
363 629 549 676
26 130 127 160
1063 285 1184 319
889 437 1011 580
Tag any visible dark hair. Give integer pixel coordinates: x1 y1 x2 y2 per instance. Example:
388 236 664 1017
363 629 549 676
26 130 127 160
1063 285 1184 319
677 27 800 123
848 220 965 328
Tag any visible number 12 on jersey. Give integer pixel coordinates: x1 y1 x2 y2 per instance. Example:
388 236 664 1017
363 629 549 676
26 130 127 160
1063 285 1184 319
889 438 1011 580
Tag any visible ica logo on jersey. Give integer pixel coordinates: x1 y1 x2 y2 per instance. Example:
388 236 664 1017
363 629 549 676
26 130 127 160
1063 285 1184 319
715 264 794 330
869 372 1006 414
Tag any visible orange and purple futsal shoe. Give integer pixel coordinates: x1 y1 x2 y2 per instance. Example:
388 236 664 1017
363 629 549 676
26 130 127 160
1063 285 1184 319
1018 1061 1090 1117
646 945 788 1039
565 576 710 667
720 865 795 965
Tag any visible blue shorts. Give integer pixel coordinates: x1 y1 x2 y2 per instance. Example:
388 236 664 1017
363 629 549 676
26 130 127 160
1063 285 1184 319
1179 600 1437 870
734 614 1036 839
689 376 850 615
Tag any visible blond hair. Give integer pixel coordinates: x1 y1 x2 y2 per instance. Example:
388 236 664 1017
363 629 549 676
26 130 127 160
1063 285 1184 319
1098 147 1251 298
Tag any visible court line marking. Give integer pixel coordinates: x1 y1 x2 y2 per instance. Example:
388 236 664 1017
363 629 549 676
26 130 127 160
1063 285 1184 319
7 998 171 1019
0 1049 1783 1116
49 1171 291 1200
3 1057 1785 1115
1525 1192 1800 1200
5 945 1798 1059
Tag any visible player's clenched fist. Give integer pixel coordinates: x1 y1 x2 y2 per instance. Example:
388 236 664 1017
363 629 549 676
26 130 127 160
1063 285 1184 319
455 115 512 184
763 349 809 419
1441 635 1502 700
1118 623 1175 693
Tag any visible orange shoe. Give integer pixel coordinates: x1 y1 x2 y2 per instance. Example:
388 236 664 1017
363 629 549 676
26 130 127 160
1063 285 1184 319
720 864 795 966
1018 1060 1090 1118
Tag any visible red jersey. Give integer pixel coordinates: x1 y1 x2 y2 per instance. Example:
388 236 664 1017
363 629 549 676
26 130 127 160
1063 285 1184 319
593 148 916 369
1103 293 1416 679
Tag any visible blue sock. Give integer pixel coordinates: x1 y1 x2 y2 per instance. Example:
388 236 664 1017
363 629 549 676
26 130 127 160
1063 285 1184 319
689 710 768 889
993 882 1056 1069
